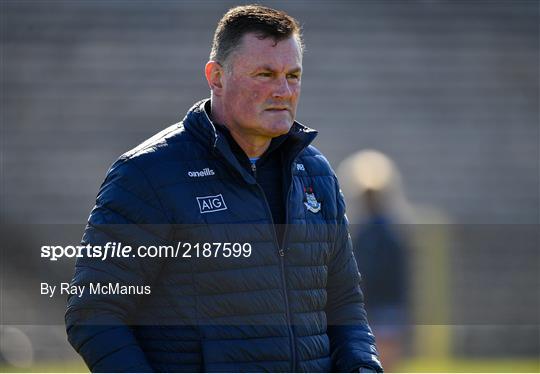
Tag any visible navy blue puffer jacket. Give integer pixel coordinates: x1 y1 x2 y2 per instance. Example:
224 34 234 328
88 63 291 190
65 99 382 373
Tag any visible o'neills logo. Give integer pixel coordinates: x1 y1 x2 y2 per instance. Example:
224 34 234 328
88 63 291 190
188 168 215 177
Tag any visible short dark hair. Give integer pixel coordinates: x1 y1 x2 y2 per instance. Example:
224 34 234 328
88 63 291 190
210 4 303 65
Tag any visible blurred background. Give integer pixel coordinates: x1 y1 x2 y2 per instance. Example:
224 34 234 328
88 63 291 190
1 0 538 372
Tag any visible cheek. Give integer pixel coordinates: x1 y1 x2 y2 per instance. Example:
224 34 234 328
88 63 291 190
292 83 301 98
224 86 245 113
231 80 262 102
247 88 268 114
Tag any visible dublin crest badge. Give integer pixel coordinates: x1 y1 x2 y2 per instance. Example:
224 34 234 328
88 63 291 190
304 187 321 213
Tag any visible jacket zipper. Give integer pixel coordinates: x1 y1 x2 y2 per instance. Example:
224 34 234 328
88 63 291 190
281 168 296 372
250 162 257 178
251 162 296 372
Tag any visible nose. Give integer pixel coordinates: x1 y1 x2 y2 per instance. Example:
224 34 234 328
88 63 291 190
272 76 292 99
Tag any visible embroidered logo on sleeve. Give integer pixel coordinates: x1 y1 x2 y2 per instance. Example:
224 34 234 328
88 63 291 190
196 194 228 214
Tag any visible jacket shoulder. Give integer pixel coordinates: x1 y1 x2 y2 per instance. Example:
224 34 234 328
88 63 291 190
121 122 198 163
117 120 211 167
298 145 337 178
103 122 208 192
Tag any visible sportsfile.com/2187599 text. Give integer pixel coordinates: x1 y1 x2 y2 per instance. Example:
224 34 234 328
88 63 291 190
40 242 253 261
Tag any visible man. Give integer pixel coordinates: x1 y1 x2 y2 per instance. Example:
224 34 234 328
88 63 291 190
66 5 383 373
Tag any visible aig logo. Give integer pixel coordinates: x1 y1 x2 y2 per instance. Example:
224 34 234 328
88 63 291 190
196 194 228 214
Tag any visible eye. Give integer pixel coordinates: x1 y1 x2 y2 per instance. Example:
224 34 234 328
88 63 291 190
287 74 300 81
257 72 272 77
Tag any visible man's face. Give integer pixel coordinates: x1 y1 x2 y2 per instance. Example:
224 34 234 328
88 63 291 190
220 33 302 139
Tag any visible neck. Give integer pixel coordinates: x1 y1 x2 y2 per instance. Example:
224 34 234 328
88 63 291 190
226 129 271 158
210 99 271 158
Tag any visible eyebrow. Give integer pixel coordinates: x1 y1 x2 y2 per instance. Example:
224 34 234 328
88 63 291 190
256 65 302 74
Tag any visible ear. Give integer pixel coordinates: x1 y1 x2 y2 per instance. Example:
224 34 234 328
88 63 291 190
205 61 225 95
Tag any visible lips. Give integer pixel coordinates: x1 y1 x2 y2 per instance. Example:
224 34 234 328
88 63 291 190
265 107 289 112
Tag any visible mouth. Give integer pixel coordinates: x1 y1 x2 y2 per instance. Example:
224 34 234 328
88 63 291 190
265 107 290 113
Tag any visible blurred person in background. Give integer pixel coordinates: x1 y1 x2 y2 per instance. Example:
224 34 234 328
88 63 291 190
65 5 383 373
338 150 413 372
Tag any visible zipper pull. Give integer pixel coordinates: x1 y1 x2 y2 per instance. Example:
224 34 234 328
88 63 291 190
279 248 285 257
251 162 257 178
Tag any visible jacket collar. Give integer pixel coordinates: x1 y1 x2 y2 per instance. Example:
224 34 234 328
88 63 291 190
183 98 318 184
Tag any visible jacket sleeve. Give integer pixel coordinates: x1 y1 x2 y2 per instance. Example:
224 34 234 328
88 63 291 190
325 179 383 373
65 158 171 372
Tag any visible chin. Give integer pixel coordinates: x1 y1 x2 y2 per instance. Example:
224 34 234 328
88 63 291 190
266 122 292 137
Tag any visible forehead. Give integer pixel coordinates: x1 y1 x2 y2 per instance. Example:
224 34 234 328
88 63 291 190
229 33 302 71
